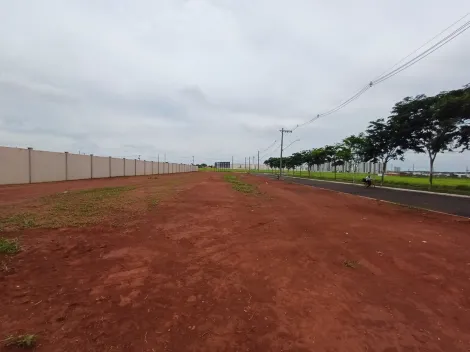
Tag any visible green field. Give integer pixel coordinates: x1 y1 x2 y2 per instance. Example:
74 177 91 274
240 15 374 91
201 167 470 195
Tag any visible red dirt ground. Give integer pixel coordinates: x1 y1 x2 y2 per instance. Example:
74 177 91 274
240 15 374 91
1 172 470 352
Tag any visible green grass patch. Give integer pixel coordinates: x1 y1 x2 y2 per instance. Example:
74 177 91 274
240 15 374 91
0 238 20 254
3 334 37 348
224 174 257 194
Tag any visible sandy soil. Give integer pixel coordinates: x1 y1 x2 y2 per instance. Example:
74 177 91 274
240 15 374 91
1 172 469 352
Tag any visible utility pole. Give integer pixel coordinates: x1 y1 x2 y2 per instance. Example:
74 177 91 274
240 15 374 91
279 128 292 178
245 157 247 170
232 156 234 170
257 151 260 171
192 156 194 165
248 156 251 172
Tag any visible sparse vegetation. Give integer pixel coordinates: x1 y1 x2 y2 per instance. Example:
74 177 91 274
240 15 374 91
224 174 257 194
3 334 37 348
0 179 189 233
0 186 137 231
1 260 12 273
343 260 359 269
147 197 159 210
0 238 20 254
0 213 36 232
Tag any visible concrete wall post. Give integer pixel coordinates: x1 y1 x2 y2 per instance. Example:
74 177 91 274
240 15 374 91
65 152 69 180
28 147 33 183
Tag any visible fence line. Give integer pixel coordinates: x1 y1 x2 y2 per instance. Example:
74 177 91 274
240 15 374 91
0 146 197 185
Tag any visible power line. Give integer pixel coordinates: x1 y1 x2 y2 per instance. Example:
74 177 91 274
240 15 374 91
259 140 277 153
259 143 281 160
291 13 470 130
372 12 469 82
373 19 470 85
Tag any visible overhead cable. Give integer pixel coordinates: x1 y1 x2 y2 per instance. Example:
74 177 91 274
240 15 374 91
291 13 470 130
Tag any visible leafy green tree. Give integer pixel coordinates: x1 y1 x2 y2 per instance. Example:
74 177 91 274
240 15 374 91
335 145 352 170
391 86 470 187
363 118 406 185
323 144 351 179
343 133 367 182
283 156 296 175
291 152 305 175
310 148 327 173
264 157 280 173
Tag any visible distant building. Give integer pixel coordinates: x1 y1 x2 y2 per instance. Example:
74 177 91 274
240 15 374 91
214 162 231 169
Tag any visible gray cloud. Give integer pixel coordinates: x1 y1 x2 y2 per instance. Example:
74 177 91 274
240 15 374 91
0 0 469 170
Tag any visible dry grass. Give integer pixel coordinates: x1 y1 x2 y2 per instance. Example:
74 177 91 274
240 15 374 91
0 178 184 233
0 186 136 231
3 334 37 348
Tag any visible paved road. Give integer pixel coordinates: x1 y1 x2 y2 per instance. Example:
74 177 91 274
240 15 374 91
256 174 470 218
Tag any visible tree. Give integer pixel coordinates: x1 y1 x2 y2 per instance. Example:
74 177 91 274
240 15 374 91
323 144 350 179
283 156 296 175
264 157 280 173
310 148 327 173
303 149 323 176
343 133 367 182
363 118 406 185
391 86 470 187
291 152 305 175
335 144 352 171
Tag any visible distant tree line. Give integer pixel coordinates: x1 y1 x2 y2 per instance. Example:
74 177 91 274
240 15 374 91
264 84 470 187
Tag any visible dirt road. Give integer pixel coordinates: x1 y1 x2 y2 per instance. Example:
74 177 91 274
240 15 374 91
1 173 470 351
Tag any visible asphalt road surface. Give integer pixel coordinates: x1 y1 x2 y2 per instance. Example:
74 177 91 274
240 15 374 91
256 174 470 218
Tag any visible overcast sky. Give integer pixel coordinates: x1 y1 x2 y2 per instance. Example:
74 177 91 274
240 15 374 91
1 0 469 171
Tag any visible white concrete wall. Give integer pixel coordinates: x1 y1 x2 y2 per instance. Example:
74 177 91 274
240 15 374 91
0 146 196 185
136 160 145 175
0 147 30 185
155 162 163 174
124 159 135 176
67 153 91 180
31 150 66 183
145 161 152 175
111 158 124 177
93 156 110 178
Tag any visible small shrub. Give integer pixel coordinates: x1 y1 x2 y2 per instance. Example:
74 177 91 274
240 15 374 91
343 260 359 269
0 238 20 254
4 334 37 348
